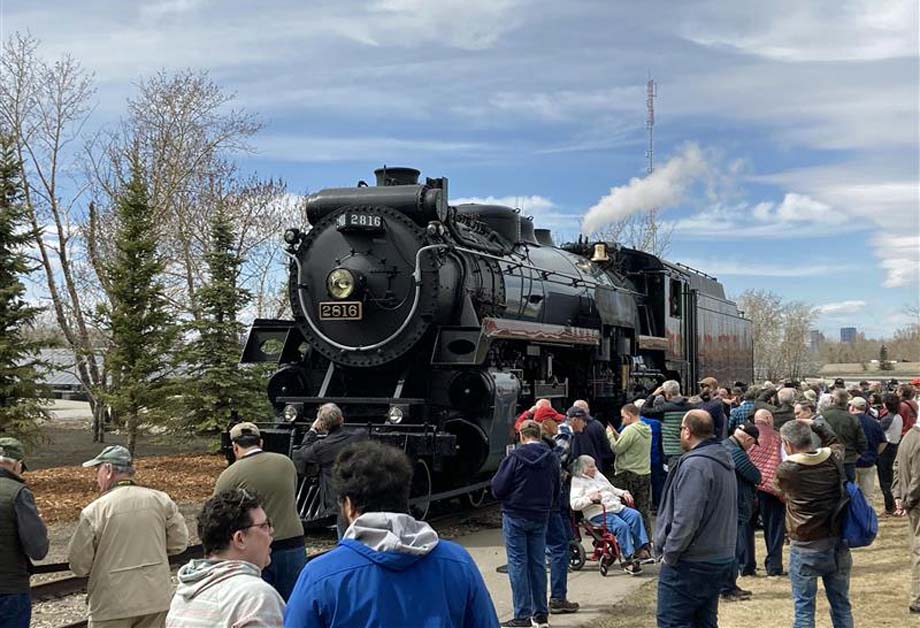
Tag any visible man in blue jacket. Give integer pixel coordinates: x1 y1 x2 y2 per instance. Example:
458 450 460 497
284 441 499 628
720 422 762 602
491 420 559 628
654 409 738 628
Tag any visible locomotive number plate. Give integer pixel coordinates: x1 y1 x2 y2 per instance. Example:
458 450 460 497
319 301 363 320
336 212 384 232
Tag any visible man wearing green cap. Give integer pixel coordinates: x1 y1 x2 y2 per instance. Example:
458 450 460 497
0 437 49 628
68 445 189 628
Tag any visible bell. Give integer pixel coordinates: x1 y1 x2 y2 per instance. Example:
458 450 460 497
591 242 609 262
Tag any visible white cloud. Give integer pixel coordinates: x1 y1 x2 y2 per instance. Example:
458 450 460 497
874 234 920 288
677 258 858 278
452 195 555 214
255 134 493 162
369 0 524 51
139 0 208 20
450 194 580 234
773 193 841 224
680 0 918 62
753 164 920 288
811 300 868 315
582 144 709 234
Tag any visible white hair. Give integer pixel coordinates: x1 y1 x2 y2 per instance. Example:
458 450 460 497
571 455 596 476
777 388 796 405
662 380 680 397
817 393 833 415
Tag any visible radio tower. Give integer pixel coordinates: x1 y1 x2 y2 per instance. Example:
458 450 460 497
644 75 658 253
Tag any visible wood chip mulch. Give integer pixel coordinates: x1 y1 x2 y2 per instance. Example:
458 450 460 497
25 454 227 524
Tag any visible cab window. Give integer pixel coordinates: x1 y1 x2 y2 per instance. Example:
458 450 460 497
669 279 682 318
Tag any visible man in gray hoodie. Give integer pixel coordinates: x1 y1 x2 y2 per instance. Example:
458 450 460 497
167 490 285 627
654 409 738 628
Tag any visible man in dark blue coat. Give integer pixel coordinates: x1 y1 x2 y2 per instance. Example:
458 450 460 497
698 377 726 438
570 400 613 473
285 441 499 628
720 423 762 602
850 396 887 501
491 420 559 628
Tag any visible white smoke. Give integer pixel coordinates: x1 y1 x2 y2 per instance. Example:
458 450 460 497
581 143 709 235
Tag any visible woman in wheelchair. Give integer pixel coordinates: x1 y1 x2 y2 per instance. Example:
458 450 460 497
569 455 651 573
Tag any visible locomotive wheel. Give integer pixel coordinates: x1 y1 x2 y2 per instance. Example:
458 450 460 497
568 540 586 571
410 459 432 520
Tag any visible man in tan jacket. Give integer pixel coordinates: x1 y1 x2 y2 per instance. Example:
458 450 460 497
894 422 920 614
68 446 189 628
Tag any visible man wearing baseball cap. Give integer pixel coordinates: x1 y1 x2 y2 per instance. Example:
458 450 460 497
68 445 188 628
0 438 49 628
720 422 762 602
214 421 305 601
698 377 726 438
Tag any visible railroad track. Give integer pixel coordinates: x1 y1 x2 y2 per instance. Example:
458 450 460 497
32 544 206 604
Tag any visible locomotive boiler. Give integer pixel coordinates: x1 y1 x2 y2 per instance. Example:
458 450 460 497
238 166 753 523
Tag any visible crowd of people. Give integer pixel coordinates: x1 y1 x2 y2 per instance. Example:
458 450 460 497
492 376 920 627
0 403 499 628
0 378 918 627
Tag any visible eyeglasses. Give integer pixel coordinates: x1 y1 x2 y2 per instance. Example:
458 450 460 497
239 517 273 533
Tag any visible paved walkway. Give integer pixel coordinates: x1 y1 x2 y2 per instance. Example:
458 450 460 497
458 527 658 626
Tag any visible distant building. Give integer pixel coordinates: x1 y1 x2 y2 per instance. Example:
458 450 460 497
808 329 825 351
840 327 857 344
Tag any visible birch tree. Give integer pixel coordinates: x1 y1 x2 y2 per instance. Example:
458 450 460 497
0 33 109 439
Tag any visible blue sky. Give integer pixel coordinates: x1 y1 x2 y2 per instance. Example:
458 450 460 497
4 0 918 338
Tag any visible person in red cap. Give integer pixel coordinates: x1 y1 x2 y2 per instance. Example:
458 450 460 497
513 399 565 432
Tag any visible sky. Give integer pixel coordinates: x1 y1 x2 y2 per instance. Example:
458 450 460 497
3 0 918 338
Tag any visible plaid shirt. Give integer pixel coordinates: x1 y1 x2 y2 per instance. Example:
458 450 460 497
553 422 574 467
729 400 755 432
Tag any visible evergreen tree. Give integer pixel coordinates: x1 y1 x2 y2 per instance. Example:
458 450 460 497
0 133 50 446
102 154 176 455
181 205 268 432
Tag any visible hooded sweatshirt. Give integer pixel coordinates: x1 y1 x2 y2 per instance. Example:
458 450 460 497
490 441 558 522
608 421 652 476
653 439 738 566
166 559 285 628
284 512 499 628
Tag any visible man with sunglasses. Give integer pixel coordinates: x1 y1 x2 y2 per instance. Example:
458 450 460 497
168 489 285 627
68 445 189 628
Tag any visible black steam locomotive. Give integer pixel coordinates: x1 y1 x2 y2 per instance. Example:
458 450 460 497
238 166 753 523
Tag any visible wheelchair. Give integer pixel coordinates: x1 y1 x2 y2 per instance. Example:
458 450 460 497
567 494 635 577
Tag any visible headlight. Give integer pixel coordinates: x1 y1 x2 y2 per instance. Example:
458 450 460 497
387 406 404 424
327 268 356 299
283 405 300 422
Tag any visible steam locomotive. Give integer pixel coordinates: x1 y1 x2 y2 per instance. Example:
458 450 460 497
237 166 753 523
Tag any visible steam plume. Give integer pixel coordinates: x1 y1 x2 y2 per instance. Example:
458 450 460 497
581 143 708 234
